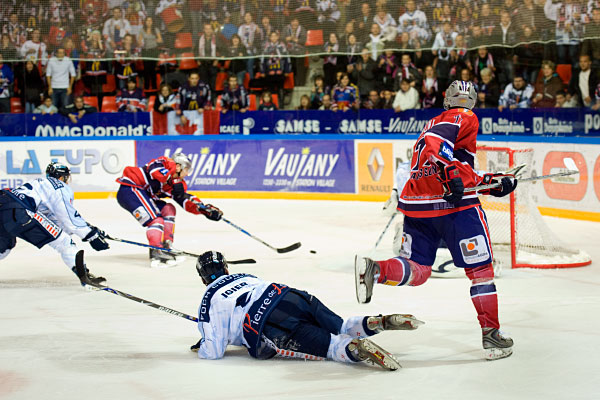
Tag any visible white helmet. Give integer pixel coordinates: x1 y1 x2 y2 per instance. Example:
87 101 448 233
443 80 477 110
172 153 192 171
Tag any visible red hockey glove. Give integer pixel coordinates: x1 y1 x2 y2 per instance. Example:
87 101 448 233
480 173 518 197
438 163 464 204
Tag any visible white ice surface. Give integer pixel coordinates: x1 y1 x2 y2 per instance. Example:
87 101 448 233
1 199 599 400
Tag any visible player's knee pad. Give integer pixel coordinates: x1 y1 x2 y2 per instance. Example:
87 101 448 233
407 260 432 286
161 203 176 217
147 217 165 229
465 263 495 284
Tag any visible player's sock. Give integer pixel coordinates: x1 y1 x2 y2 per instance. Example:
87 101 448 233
377 257 431 287
146 217 165 247
341 316 376 338
161 204 176 244
327 334 356 363
465 263 500 329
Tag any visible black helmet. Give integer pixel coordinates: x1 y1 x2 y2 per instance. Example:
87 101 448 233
196 251 228 284
46 162 71 182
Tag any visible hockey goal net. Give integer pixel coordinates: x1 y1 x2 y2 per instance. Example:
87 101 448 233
475 146 591 269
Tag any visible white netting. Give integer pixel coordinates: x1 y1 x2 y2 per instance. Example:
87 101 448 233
476 146 591 269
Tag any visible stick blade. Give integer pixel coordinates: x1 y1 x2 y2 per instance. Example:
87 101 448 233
277 242 302 253
228 259 257 265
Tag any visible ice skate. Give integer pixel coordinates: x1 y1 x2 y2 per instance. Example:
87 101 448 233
149 248 178 268
367 314 425 332
482 328 513 360
72 266 106 288
347 338 401 371
355 255 380 304
163 240 186 264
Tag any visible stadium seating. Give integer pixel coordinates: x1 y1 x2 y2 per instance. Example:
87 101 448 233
102 74 116 94
10 98 23 113
148 95 156 111
174 33 194 49
83 96 99 110
305 30 324 47
101 96 118 112
215 72 228 91
178 52 198 70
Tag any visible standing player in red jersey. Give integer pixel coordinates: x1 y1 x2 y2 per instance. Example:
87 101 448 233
116 153 223 268
355 80 518 360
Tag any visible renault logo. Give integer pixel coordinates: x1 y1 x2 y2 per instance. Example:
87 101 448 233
367 148 384 181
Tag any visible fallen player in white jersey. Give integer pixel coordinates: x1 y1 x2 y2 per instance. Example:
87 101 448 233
191 251 424 370
0 162 109 286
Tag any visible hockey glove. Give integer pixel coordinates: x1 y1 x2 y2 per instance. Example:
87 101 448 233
438 164 464 204
172 182 185 200
199 203 223 221
83 226 110 251
480 173 518 197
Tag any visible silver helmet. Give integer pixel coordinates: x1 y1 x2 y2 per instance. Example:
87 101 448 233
443 80 477 110
172 153 192 171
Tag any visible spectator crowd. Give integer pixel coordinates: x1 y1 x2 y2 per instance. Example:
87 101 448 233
0 0 600 121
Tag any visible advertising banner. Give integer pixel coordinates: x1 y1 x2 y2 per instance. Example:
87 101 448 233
0 140 135 191
218 108 600 136
356 142 394 195
0 113 151 137
136 139 356 193
391 137 600 217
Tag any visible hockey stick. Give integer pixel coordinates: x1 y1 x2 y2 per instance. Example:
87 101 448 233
104 235 256 265
221 217 302 254
74 250 199 322
373 212 397 251
465 163 579 193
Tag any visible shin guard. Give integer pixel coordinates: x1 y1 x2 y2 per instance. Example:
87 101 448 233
146 217 165 247
377 257 432 287
466 263 500 329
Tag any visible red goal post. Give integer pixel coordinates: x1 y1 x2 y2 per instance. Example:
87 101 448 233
475 146 591 269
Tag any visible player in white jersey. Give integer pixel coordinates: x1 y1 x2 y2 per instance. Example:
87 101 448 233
191 251 424 371
0 162 109 286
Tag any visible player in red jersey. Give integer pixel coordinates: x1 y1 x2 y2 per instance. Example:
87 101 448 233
355 80 518 360
116 153 223 267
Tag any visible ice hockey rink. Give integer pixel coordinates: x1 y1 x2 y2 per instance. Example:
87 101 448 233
1 198 599 400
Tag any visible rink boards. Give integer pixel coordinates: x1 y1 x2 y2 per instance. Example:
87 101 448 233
1 135 599 221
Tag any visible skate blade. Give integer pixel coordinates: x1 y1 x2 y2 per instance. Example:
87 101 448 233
150 259 179 269
354 255 368 304
360 339 401 371
484 347 513 361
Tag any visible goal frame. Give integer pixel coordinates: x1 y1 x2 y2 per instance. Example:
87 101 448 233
476 146 591 269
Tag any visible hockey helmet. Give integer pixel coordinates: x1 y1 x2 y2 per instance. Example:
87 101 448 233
172 153 192 171
196 251 229 284
443 80 477 110
46 162 71 183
